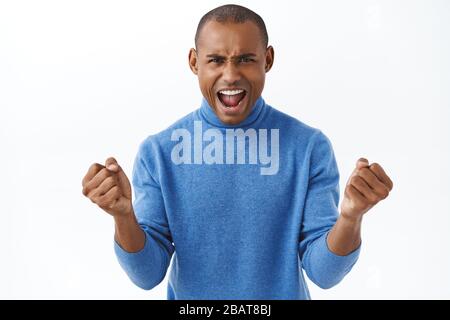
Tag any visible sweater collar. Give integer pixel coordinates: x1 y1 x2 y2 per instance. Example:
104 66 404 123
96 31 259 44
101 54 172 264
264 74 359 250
199 96 266 128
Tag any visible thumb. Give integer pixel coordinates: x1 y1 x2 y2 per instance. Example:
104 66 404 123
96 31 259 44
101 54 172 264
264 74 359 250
105 157 121 172
356 157 369 169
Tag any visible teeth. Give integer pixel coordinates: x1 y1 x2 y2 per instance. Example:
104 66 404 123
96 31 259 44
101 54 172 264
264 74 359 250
219 89 244 95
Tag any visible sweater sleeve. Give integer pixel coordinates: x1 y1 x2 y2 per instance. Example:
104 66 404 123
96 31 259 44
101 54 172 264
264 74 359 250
114 137 175 290
298 130 361 289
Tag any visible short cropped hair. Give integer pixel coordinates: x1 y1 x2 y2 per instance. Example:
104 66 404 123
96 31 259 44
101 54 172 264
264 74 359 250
195 4 268 49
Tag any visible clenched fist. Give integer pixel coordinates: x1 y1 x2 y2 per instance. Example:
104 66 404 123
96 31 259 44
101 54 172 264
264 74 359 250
340 158 394 221
82 157 133 217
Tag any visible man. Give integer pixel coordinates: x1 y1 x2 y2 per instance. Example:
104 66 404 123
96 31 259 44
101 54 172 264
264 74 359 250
81 4 393 299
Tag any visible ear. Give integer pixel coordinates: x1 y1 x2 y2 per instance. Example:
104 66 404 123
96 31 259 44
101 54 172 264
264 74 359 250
264 46 274 73
188 48 199 75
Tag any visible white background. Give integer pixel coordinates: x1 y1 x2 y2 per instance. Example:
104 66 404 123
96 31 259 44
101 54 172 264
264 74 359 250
1 0 449 299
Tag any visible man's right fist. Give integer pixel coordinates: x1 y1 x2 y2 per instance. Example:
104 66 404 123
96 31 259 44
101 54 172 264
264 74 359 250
82 157 132 217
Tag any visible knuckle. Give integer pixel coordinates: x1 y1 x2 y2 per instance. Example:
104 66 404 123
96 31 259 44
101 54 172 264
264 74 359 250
355 172 364 180
359 168 370 178
369 195 379 204
90 163 102 171
99 167 112 178
359 168 372 181
98 203 107 210
89 190 99 202
344 187 351 197
97 198 108 208
352 175 362 186
82 187 89 196
105 176 115 185
370 162 380 170
112 185 121 196
389 181 394 191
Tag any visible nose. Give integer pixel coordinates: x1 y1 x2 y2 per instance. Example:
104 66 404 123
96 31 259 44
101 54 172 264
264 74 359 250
221 61 241 85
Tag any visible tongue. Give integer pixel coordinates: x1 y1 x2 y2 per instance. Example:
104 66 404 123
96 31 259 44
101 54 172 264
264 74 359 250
219 92 246 107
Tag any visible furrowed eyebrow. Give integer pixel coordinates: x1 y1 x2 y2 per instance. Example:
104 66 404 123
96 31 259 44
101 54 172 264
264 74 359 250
205 53 257 59
206 54 225 60
235 53 257 59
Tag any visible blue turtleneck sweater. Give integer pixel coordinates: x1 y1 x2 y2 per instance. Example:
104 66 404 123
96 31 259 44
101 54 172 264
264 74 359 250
114 97 361 299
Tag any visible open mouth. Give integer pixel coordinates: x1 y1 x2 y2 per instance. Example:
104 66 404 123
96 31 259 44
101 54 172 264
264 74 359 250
217 89 247 109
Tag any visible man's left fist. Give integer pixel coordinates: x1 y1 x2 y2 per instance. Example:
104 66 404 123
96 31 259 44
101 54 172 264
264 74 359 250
340 158 393 221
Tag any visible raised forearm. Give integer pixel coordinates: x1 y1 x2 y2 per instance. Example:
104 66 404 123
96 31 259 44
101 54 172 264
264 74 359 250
327 214 362 256
114 209 146 253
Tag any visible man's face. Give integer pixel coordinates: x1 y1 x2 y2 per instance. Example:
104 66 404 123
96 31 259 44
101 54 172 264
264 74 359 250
189 20 274 125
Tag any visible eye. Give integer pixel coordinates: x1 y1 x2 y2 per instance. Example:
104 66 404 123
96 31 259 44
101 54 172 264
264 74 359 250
238 57 255 63
208 58 224 64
